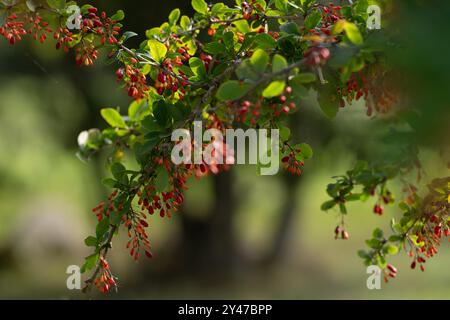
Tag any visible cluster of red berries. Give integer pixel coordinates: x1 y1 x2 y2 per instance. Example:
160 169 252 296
267 30 280 40
365 67 399 115
384 263 398 282
373 204 384 215
339 72 368 105
303 3 342 37
116 63 149 99
27 15 53 44
79 7 121 45
319 3 342 28
137 187 180 219
123 210 152 261
409 252 427 272
92 190 121 222
407 214 450 272
373 191 394 215
137 161 186 219
235 100 261 125
181 141 233 178
340 69 399 116
241 1 264 21
155 63 188 97
75 43 98 66
1 7 122 67
271 89 298 117
304 46 330 66
281 146 304 175
150 35 194 97
334 226 349 240
0 14 27 45
93 257 117 293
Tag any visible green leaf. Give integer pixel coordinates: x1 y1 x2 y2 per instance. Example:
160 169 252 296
304 10 322 30
180 16 191 30
100 108 126 128
250 49 270 73
384 244 399 255
148 40 167 63
272 54 288 72
111 162 126 180
289 78 309 98
216 81 250 101
398 202 409 212
102 178 118 188
262 81 285 98
189 57 207 79
409 234 425 248
279 126 291 142
84 236 97 247
46 0 65 10
168 8 180 25
344 193 362 201
280 22 300 35
82 253 99 273
121 31 138 42
292 73 316 84
204 42 227 55
155 167 169 192
234 19 251 33
253 33 277 49
236 60 259 81
128 100 148 122
372 228 383 239
223 31 235 50
153 100 171 127
321 200 336 211
388 235 403 242
192 0 208 14
95 219 109 240
344 22 363 45
274 0 287 11
358 250 370 259
366 239 381 249
299 143 313 159
111 9 125 21
211 3 226 14
317 86 339 119
339 203 347 214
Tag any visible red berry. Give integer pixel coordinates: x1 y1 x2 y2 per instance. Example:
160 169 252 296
387 264 397 274
157 72 166 83
207 28 216 36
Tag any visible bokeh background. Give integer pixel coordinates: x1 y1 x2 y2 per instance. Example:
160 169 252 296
0 0 449 299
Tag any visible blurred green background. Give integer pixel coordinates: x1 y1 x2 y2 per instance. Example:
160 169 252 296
0 0 449 299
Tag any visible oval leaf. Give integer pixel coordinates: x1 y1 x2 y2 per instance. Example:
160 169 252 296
101 108 126 128
262 81 285 98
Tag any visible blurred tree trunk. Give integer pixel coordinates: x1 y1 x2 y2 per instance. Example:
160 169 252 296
179 170 236 278
259 112 302 266
260 173 300 266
